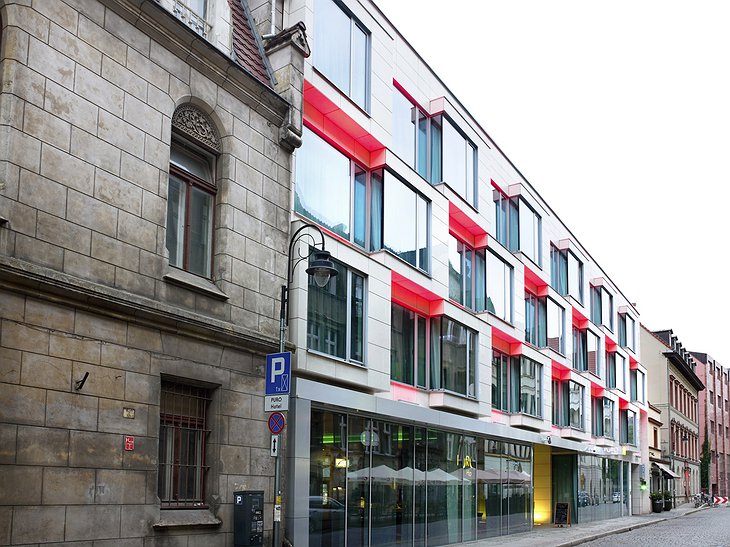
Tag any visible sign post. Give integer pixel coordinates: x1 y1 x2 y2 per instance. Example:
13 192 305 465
266 353 290 542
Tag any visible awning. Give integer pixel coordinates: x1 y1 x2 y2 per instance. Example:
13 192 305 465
652 462 680 479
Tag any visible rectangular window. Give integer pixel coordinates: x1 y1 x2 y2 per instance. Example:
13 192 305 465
492 351 542 417
494 194 542 265
552 380 584 430
448 234 486 311
630 369 645 403
572 327 588 372
567 251 584 304
592 397 614 438
307 257 364 363
619 313 635 351
158 381 211 507
431 317 477 398
486 251 513 323
606 351 616 388
392 87 430 179
439 116 477 207
314 0 369 110
569 382 584 429
550 244 568 295
383 171 430 272
587 331 602 378
546 299 566 354
524 292 547 348
390 302 427 388
590 286 602 325
518 200 542 265
602 289 614 331
620 409 636 445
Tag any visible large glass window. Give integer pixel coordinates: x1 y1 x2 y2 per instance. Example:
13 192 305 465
591 286 614 331
487 251 513 323
573 327 588 372
296 128 385 251
587 331 602 378
392 87 430 180
593 397 614 438
618 313 636 352
383 171 429 272
553 380 584 430
390 302 427 388
620 409 636 445
449 235 486 311
547 299 566 354
439 116 477 207
158 381 210 507
492 351 542 417
432 317 477 398
314 0 369 110
550 244 568 295
606 351 616 388
307 257 364 363
518 200 541 265
525 292 547 347
494 194 541 265
567 251 584 304
630 369 645 403
167 141 215 278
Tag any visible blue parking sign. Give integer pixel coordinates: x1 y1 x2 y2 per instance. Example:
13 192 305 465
265 352 291 396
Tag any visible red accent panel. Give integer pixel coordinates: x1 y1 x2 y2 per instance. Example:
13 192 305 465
448 202 488 248
391 271 443 317
392 381 419 403
605 337 618 352
591 383 605 398
491 179 507 196
552 364 572 381
524 264 549 297
572 306 589 329
303 81 386 167
619 397 630 410
491 326 523 355
629 356 639 370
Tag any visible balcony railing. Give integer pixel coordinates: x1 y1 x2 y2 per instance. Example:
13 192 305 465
170 0 211 38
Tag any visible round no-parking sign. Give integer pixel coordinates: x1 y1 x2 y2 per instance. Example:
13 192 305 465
268 412 286 434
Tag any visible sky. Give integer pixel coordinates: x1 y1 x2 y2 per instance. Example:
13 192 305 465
376 0 730 368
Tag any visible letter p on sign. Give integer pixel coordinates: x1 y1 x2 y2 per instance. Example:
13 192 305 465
265 352 291 396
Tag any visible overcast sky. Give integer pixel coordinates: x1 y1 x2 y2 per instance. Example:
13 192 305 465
376 0 730 368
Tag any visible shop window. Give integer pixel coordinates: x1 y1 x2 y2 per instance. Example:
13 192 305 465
307 257 365 364
158 380 211 507
449 234 486 311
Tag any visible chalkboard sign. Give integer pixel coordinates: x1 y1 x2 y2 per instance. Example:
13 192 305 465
553 502 570 527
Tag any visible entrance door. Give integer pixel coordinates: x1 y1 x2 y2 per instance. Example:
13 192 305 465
552 454 577 524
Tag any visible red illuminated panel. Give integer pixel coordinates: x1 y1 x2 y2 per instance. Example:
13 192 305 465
492 326 522 356
448 202 488 248
391 271 443 316
572 306 589 329
303 80 385 167
392 381 419 403
524 263 549 297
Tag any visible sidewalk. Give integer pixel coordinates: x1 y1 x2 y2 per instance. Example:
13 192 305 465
469 501 707 547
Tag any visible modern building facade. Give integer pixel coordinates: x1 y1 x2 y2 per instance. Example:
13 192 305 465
0 0 306 544
640 327 704 503
691 352 729 497
282 0 650 544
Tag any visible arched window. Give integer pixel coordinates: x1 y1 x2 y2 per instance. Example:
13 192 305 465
166 105 220 278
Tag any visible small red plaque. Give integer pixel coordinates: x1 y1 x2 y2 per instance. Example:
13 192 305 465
124 435 135 451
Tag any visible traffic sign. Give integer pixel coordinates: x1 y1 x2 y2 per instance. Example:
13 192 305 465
271 434 279 456
266 352 291 396
268 412 286 434
264 395 289 411
713 496 728 505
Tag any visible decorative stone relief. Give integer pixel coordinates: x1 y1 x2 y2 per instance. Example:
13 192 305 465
172 105 221 152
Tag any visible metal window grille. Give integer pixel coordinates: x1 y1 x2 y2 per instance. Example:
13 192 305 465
158 381 211 507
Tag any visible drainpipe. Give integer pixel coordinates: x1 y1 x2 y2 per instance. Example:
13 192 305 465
263 0 277 39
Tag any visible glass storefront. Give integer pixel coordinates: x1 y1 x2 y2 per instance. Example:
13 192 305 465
575 455 623 523
309 409 533 546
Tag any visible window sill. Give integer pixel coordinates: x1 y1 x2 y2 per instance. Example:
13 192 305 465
163 267 229 300
306 348 365 368
153 509 222 529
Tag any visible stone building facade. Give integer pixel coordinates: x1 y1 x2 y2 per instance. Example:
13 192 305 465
0 0 303 544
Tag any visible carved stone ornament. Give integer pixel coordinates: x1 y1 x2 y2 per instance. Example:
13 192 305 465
172 105 221 152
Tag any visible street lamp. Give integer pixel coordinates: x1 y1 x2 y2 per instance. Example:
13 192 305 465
274 222 337 547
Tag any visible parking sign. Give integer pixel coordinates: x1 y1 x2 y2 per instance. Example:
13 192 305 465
266 352 291 396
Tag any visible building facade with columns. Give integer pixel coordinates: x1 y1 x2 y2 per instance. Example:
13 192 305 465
0 0 306 544
641 327 704 502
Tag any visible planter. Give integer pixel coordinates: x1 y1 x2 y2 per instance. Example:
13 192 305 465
663 499 672 511
651 499 664 513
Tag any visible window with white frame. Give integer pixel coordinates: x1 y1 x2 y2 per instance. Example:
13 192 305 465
436 115 477 207
630 369 645 403
590 285 614 331
547 298 566 354
486 251 513 322
448 234 486 311
390 302 427 388
618 313 636 352
307 256 365 364
314 0 369 110
525 292 546 348
587 330 602 378
572 327 587 372
492 351 542 417
392 87 430 179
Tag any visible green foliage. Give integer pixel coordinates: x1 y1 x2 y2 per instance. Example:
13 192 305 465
649 491 663 501
700 424 711 491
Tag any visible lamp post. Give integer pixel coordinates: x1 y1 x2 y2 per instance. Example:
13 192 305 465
273 222 337 547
